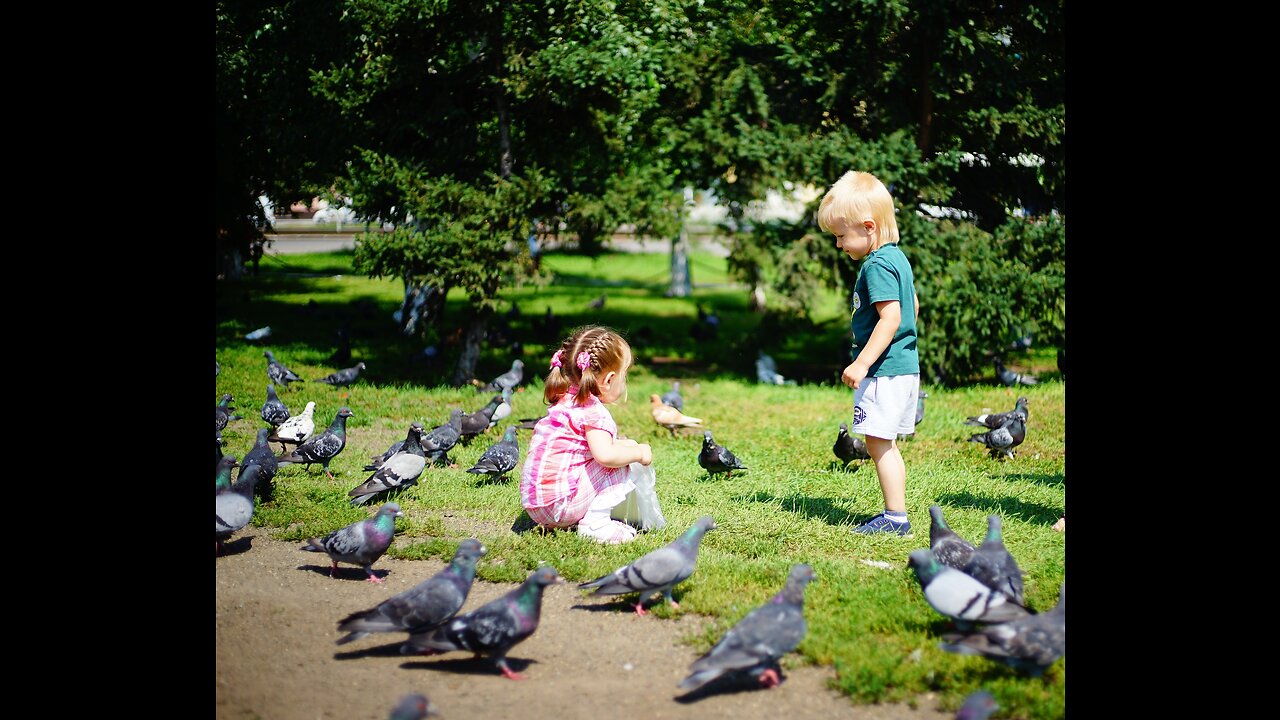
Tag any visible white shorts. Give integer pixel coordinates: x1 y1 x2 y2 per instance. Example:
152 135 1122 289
852 374 920 440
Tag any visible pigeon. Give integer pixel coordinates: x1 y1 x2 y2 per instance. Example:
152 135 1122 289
421 409 464 466
264 350 304 389
216 434 225 467
459 396 502 445
967 414 1026 460
756 351 790 385
994 358 1038 386
965 396 1030 430
928 505 976 570
217 460 262 553
403 565 564 680
278 406 354 479
961 515 1025 606
260 384 291 429
833 423 871 467
465 426 520 482
533 306 562 343
245 326 272 341
578 516 717 615
588 293 606 310
479 359 524 394
677 563 815 693
940 582 1066 677
661 381 684 411
899 391 929 440
650 394 703 436
690 304 720 342
315 361 367 388
366 434 409 471
955 690 1000 720
698 430 748 478
337 538 487 645
906 549 1030 628
241 428 281 501
300 502 404 583
348 423 428 506
490 386 514 428
388 693 436 720
215 358 220 377
269 400 316 452
215 454 238 493
215 393 242 433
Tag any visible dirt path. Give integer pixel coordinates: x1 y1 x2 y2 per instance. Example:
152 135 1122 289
216 527 955 720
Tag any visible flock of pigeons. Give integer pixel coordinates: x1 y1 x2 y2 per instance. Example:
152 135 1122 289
216 347 1059 717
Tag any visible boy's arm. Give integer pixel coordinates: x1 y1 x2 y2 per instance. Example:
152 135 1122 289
842 300 901 390
914 292 919 322
586 428 653 467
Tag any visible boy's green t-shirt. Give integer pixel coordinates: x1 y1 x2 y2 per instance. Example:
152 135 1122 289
850 242 919 377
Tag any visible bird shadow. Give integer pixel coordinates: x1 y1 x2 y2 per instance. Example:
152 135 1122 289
934 491 1063 526
400 656 535 676
826 460 864 473
217 536 255 557
998 472 1065 488
334 640 407 660
471 474 514 488
296 564 390 582
734 491 860 527
673 664 786 703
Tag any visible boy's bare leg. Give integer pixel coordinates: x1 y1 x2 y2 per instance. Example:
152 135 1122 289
864 435 906 513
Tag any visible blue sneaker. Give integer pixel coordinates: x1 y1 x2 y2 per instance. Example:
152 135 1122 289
852 514 912 536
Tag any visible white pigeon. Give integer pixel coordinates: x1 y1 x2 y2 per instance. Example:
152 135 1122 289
269 400 316 452
489 386 513 429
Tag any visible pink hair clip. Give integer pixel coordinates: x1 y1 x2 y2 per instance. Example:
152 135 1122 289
575 351 591 371
549 350 564 369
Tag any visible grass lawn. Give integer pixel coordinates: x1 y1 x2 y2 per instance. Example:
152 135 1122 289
216 247 1065 718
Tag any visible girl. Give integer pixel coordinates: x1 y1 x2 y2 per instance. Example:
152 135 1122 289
520 325 653 543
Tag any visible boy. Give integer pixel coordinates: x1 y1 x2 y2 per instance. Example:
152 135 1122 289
817 171 920 536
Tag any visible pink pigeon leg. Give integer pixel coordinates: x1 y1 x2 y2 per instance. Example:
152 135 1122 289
758 668 780 688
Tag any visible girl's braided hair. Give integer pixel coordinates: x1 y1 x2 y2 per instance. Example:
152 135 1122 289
543 325 631 406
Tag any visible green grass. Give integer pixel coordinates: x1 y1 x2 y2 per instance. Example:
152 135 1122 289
216 249 1065 718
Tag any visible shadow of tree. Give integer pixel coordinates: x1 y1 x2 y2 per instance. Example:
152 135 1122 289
735 491 860 527
934 491 1062 525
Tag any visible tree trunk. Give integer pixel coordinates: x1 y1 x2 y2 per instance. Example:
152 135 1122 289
451 311 490 387
667 226 692 297
395 278 444 337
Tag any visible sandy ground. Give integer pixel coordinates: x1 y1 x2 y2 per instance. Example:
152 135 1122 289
216 526 958 720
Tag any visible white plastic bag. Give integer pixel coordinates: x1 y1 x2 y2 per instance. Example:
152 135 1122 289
612 462 666 531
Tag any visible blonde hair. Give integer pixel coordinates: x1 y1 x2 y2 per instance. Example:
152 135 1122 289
543 325 632 406
816 171 900 246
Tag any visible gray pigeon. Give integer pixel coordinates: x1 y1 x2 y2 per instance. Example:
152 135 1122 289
961 515 1025 605
216 460 262 553
388 693 436 720
465 426 520 482
366 434 409 471
955 690 1000 720
241 428 281 502
300 502 404 583
215 393 242 433
965 396 1030 429
588 293 606 310
755 351 790 385
348 423 428 506
404 565 563 680
899 391 929 441
940 582 1066 677
661 381 684 411
336 538 487 645
264 350 304 389
476 359 524 393
907 549 1030 628
833 423 871 468
578 516 716 615
698 430 748 478
967 414 1026 460
421 409 464 466
490 386 514 428
261 384 291 429
278 407 354 478
677 563 815 693
215 454 238 493
459 396 502 445
315 361 367 388
994 358 1038 386
928 505 976 570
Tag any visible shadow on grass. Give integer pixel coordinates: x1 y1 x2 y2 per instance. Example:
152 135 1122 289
400 655 535 677
997 472 1065 488
470 474 515 487
296 563 390 583
934 491 1062 525
735 491 860 527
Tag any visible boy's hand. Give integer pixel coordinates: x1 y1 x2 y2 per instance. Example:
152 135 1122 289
842 361 868 390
